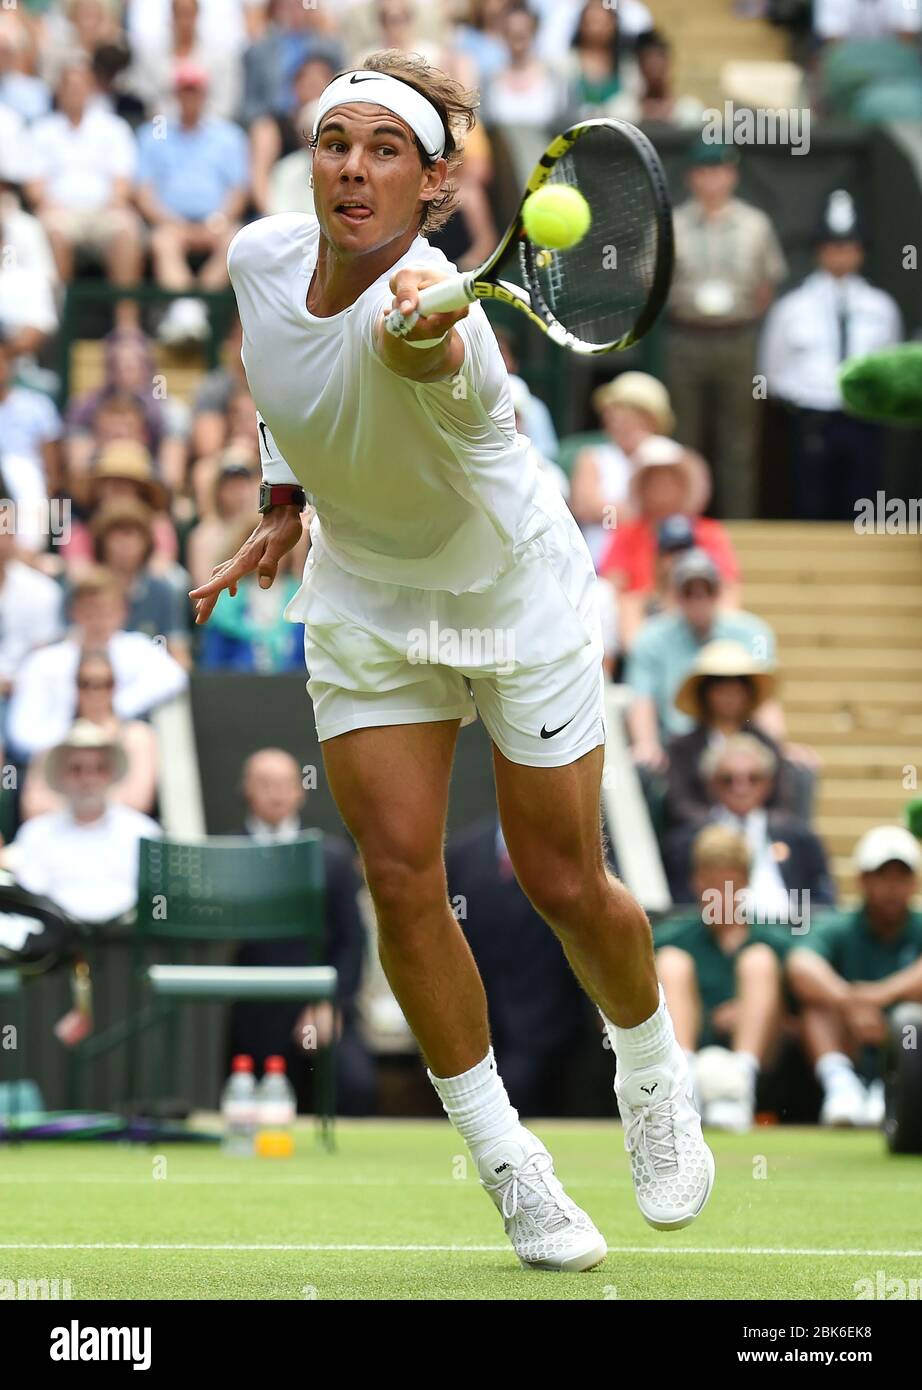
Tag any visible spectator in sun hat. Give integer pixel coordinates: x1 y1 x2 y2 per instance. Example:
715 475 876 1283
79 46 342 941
787 825 922 1127
667 137 787 518
61 440 179 576
599 436 738 647
21 646 159 821
89 499 191 665
3 719 161 926
664 638 806 831
571 372 678 570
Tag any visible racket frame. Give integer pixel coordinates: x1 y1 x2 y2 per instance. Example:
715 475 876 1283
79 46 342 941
386 117 674 355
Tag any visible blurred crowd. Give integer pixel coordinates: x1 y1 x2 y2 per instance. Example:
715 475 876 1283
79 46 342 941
0 0 919 1121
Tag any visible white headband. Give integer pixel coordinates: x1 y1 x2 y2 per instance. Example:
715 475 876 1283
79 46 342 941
312 70 446 160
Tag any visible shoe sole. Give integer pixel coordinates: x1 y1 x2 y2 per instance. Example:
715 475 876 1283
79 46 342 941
639 1143 716 1232
519 1238 609 1273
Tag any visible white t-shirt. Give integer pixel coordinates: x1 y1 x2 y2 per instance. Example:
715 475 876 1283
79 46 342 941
10 804 161 923
229 213 557 595
31 108 137 210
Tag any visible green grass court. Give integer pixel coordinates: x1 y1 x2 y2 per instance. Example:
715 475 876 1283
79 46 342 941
2 1123 920 1300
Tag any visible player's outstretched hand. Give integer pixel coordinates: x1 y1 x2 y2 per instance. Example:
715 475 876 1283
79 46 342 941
189 506 304 625
387 266 469 343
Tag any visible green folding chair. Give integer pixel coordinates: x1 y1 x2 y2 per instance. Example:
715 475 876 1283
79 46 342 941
74 832 338 1147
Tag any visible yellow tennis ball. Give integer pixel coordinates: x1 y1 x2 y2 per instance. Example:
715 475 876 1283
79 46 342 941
522 185 592 251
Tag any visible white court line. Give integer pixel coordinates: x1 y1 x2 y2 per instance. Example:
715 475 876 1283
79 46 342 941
1 1243 922 1258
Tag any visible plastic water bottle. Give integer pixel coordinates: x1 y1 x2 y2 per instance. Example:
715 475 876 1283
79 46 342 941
220 1055 257 1156
255 1055 296 1158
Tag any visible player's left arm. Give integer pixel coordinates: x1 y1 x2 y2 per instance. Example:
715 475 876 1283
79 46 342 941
374 267 469 384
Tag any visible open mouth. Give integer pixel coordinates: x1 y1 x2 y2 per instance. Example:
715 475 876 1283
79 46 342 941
335 202 373 223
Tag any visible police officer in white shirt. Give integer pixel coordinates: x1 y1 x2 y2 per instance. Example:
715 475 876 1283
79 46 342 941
759 190 902 520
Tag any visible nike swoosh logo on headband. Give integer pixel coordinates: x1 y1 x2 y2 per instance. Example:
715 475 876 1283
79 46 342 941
349 74 381 83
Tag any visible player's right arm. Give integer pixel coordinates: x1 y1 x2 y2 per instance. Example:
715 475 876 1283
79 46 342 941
190 402 305 625
189 505 304 626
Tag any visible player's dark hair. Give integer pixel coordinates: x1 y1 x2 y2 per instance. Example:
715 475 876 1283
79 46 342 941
315 50 479 236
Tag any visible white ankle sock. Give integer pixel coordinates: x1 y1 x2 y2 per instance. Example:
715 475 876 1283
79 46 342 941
602 986 676 1072
428 1048 519 1154
816 1051 857 1093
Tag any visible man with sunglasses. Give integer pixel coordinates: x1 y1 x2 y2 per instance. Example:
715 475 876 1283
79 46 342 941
664 733 835 915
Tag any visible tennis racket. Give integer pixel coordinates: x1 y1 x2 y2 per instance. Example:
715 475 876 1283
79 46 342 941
385 117 674 355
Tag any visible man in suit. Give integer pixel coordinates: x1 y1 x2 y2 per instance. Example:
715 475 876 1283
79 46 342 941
444 817 598 1116
663 733 835 915
227 746 376 1115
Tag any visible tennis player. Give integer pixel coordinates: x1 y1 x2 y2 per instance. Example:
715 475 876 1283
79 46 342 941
191 51 713 1271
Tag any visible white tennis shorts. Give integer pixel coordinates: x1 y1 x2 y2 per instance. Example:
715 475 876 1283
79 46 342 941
286 507 607 768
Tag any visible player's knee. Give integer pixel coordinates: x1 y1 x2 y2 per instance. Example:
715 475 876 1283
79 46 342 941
523 862 615 937
362 849 444 925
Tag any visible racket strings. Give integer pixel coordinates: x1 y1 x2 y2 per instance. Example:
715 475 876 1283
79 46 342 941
523 125 663 349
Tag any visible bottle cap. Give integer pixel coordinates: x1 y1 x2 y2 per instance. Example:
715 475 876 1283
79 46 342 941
264 1055 287 1073
231 1055 254 1072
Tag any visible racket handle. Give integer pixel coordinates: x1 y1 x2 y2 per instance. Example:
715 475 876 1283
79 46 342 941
385 273 475 337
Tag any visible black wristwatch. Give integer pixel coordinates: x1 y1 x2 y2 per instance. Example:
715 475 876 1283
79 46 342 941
258 482 307 514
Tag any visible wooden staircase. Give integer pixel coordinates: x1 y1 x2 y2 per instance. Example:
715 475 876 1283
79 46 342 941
648 0 789 109
728 522 922 901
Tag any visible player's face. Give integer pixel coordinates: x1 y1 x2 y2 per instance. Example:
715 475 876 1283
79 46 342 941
312 105 446 252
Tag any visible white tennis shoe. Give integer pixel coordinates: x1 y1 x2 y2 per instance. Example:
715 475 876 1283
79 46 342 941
820 1068 868 1126
478 1129 608 1272
616 1046 716 1230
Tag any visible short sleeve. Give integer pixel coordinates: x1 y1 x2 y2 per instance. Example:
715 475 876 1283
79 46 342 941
257 411 301 487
